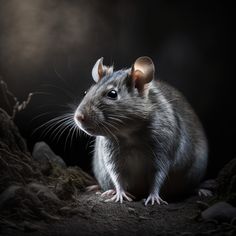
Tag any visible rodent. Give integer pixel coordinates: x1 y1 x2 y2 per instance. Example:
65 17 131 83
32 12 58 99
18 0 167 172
74 56 208 205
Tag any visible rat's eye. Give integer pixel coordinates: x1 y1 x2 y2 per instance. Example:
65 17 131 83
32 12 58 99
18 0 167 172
83 91 87 96
106 90 118 99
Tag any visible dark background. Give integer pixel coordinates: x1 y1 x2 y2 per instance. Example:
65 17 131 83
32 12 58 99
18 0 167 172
0 0 234 178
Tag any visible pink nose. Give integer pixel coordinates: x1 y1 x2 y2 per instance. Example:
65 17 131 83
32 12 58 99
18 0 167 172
76 113 85 122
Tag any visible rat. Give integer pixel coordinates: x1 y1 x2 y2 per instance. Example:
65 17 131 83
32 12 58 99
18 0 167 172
74 56 208 205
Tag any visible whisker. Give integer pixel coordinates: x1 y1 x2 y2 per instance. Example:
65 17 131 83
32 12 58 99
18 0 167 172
49 119 74 141
107 116 125 125
70 124 78 149
53 64 67 84
30 110 70 123
33 91 56 97
40 83 75 100
99 122 119 146
30 112 58 123
41 117 73 139
55 121 75 144
32 114 73 136
103 120 119 131
64 123 75 151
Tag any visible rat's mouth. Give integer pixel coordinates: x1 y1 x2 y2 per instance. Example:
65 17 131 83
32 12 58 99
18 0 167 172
75 122 97 136
74 118 101 136
73 113 110 136
79 123 111 137
82 126 97 136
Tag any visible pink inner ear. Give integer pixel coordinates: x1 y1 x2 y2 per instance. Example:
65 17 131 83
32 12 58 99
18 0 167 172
98 63 104 81
133 70 145 91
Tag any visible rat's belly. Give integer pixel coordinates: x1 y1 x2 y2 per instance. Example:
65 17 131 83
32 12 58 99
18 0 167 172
95 137 157 198
118 151 156 199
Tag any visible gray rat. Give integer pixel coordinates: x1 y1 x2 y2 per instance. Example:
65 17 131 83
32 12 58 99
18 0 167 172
74 56 208 205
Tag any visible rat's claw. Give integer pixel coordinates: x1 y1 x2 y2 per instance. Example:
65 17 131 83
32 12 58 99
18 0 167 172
120 192 133 202
104 190 134 203
144 193 168 206
198 188 213 197
124 191 135 199
101 189 116 197
85 185 100 192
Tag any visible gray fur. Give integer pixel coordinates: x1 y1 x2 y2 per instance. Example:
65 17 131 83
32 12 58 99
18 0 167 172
75 63 208 200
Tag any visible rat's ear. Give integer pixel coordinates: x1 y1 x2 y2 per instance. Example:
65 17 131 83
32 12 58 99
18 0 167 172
92 57 113 83
130 56 155 92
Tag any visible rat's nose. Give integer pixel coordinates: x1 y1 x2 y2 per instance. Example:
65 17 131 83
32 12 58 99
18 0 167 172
76 112 85 122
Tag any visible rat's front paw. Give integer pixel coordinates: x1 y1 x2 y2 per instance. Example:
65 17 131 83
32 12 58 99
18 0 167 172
144 193 168 206
104 189 135 203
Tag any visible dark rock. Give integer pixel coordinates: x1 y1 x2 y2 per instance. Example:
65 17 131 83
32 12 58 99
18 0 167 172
217 158 236 206
53 166 96 200
27 182 60 202
201 201 236 222
0 185 22 209
196 201 210 210
32 141 66 172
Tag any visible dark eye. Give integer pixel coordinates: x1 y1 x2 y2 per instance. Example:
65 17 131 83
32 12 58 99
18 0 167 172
83 91 87 96
106 90 118 99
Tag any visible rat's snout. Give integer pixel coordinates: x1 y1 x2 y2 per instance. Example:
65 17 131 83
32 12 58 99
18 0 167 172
74 104 104 136
74 110 86 124
76 112 85 122
74 108 97 135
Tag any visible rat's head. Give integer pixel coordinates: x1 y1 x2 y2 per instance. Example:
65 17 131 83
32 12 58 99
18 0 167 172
74 56 155 136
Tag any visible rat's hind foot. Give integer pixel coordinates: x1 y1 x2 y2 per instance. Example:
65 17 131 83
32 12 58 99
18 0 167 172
144 193 168 206
103 189 135 203
198 188 213 197
101 189 116 197
198 179 216 197
86 184 100 192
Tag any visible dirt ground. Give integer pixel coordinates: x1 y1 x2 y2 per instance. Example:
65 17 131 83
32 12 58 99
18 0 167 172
1 191 233 236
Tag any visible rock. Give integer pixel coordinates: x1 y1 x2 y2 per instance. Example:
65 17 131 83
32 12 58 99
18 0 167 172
27 182 60 202
201 201 236 222
0 185 22 209
217 158 236 206
32 141 66 172
196 201 210 210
